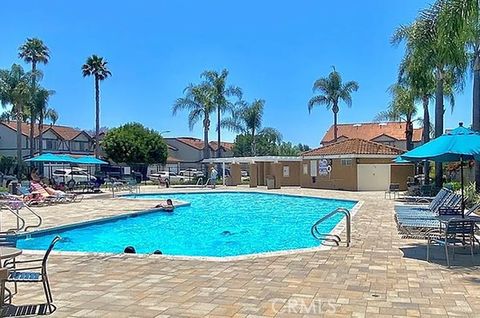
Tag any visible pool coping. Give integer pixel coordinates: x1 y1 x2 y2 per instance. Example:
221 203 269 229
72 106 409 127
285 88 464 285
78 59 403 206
18 189 364 262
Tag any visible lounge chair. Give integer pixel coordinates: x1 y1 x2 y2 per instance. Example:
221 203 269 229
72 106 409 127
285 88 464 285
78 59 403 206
385 183 400 199
397 187 450 204
394 193 465 239
29 183 79 204
426 218 476 267
4 236 61 314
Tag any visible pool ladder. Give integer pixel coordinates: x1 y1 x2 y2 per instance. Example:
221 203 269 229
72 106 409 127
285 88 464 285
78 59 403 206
0 202 43 232
311 207 351 247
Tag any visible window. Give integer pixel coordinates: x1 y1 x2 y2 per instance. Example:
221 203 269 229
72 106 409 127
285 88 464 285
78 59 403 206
310 160 317 177
45 139 56 150
72 141 90 151
303 163 308 175
341 159 352 166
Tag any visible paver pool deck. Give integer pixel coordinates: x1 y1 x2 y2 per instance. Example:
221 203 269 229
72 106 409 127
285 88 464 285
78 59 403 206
2 186 480 317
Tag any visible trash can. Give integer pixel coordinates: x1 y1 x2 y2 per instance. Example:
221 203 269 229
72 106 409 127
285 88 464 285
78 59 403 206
266 175 275 189
9 181 18 195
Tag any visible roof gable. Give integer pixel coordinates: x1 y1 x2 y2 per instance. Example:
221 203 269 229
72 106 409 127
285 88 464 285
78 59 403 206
1 122 88 141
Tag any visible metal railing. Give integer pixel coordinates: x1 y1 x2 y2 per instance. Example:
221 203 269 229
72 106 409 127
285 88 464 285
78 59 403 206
1 202 43 232
22 204 43 231
311 207 351 247
1 204 26 232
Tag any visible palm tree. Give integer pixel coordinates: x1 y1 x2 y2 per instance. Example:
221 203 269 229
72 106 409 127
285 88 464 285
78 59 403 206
173 83 215 160
435 0 480 190
0 64 32 176
18 38 50 158
222 99 281 155
33 87 56 154
46 108 58 125
201 69 242 159
307 67 359 142
82 55 111 158
392 2 467 188
374 84 417 150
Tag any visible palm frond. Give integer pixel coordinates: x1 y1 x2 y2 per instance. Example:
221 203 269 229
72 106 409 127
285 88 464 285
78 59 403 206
307 95 329 113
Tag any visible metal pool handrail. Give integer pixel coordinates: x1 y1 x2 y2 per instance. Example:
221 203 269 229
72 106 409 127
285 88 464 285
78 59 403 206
311 207 351 247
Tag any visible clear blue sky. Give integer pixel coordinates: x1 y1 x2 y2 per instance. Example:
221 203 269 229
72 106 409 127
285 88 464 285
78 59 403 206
0 0 472 147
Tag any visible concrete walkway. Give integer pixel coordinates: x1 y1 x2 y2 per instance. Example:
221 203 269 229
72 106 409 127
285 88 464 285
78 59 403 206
2 187 480 317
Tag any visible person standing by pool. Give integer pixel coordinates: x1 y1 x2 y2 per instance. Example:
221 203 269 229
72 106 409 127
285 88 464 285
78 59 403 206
210 167 218 189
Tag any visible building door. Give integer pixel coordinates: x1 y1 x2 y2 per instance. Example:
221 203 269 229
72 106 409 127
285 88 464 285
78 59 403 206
357 164 391 191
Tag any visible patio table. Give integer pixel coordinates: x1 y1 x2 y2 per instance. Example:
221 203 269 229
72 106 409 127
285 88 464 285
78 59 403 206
0 247 21 266
435 215 480 224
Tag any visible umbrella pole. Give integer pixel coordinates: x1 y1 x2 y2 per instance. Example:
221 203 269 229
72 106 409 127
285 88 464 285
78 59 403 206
461 157 465 218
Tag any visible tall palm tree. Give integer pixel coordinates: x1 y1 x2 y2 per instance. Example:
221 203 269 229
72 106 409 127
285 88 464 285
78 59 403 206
0 64 32 176
33 87 56 155
374 84 417 150
307 67 359 142
436 0 480 190
82 55 111 158
173 83 215 160
201 69 242 159
18 38 50 158
392 2 467 188
222 99 281 155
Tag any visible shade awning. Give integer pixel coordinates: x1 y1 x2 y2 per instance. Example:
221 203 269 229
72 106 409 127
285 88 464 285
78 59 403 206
25 153 76 163
26 153 108 165
73 156 108 165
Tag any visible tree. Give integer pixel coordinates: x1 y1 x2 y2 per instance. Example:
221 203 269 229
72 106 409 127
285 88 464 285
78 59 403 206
0 64 32 176
277 142 301 156
222 99 280 155
33 87 57 154
392 1 467 188
82 55 111 158
102 123 168 165
374 83 417 150
173 83 215 160
201 69 242 160
307 67 359 142
18 38 50 158
232 132 280 157
297 143 311 152
437 0 480 191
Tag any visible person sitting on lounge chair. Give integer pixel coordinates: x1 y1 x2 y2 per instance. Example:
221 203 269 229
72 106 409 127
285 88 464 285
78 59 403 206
30 168 41 183
155 199 174 212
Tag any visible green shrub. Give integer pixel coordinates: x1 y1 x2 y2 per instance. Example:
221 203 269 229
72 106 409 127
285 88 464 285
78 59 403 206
464 182 480 207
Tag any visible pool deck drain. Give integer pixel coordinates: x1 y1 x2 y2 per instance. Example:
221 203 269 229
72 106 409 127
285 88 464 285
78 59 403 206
2 186 480 317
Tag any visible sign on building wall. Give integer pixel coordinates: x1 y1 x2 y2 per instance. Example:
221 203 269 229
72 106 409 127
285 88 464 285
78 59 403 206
283 166 290 177
318 159 332 176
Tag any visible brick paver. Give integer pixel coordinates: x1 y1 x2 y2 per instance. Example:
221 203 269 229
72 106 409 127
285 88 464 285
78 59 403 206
2 186 479 317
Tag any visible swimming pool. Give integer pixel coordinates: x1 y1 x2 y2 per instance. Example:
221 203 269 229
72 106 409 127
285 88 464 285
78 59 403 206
17 192 357 257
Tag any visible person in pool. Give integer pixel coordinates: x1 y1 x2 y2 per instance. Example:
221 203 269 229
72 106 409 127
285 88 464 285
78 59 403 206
155 199 174 212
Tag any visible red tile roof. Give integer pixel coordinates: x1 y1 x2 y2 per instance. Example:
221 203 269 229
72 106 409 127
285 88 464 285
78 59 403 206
1 122 89 141
321 122 423 144
209 141 234 151
174 137 233 151
303 138 404 157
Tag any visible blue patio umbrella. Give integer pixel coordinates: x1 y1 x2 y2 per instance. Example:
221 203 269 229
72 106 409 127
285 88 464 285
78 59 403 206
401 123 480 215
25 153 76 163
73 156 108 165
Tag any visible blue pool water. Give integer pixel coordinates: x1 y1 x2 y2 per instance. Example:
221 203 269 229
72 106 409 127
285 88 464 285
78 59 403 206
17 192 356 257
